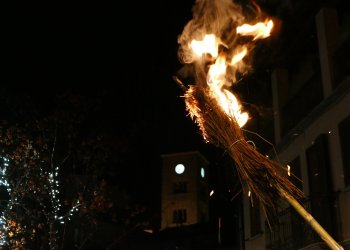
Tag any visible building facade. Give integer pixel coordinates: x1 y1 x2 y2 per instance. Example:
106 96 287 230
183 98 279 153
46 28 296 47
160 151 209 230
243 4 350 250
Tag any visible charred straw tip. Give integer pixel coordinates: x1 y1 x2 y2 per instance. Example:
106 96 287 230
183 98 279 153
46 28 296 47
173 76 188 92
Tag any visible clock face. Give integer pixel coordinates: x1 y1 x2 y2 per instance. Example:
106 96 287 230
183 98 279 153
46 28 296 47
200 167 205 178
175 164 185 174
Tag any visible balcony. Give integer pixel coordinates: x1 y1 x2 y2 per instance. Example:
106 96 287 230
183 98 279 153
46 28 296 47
265 198 335 250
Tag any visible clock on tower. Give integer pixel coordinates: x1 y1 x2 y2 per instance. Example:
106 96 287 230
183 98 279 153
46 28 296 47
160 151 209 230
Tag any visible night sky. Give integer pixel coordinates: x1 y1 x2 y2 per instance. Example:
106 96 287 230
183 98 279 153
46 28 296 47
6 0 299 229
4 1 348 249
11 0 200 148
7 0 215 217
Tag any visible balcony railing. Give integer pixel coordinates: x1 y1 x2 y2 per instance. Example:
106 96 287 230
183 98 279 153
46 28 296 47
265 199 321 250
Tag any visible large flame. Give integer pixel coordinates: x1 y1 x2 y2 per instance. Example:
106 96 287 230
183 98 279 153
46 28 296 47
185 18 273 128
190 34 220 58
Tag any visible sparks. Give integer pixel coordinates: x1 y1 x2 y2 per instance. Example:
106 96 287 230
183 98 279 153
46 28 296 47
287 165 291 177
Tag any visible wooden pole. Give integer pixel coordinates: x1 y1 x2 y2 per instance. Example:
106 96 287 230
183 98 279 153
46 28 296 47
279 188 344 250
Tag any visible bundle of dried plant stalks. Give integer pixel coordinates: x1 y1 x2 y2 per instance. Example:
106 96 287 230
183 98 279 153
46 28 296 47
184 64 303 211
179 64 343 250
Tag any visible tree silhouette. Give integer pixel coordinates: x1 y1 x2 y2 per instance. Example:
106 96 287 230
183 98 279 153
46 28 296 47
0 88 147 249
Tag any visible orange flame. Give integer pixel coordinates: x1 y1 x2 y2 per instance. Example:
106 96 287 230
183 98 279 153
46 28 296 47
230 47 248 66
187 19 273 128
190 34 220 58
236 19 274 40
207 55 249 127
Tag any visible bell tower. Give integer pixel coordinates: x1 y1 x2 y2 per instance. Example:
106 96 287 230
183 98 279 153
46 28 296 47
160 151 209 230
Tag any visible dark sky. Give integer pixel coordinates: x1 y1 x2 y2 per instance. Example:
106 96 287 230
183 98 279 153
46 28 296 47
7 0 341 231
11 0 199 147
8 0 216 212
7 0 318 216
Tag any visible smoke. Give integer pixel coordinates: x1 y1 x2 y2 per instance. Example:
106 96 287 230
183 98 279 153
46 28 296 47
177 0 245 64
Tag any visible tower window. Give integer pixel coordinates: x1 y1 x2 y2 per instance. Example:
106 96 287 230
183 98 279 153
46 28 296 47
173 181 188 193
173 209 187 224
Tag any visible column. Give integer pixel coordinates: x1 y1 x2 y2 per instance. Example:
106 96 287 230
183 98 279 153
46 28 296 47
271 69 289 144
316 8 339 98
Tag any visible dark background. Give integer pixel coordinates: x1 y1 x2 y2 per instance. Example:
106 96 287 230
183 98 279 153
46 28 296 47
5 0 347 248
6 0 214 224
5 0 294 235
11 0 201 151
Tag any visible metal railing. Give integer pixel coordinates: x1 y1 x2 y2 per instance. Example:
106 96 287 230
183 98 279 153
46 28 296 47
265 199 321 250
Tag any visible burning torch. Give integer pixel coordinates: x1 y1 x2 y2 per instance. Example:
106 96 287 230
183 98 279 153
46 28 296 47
174 0 343 249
